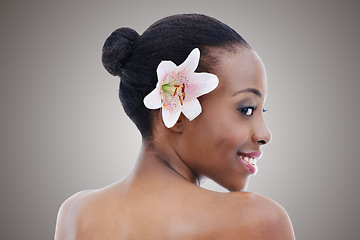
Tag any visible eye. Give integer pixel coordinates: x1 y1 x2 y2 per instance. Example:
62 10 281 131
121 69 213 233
238 106 257 116
262 108 268 113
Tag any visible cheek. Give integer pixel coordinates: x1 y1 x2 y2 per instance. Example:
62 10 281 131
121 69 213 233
209 118 249 151
196 97 249 148
179 95 252 168
185 114 250 159
181 117 251 183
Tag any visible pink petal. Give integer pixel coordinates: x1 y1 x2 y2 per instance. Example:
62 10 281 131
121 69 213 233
177 48 200 74
185 72 219 99
182 98 202 121
143 88 162 109
162 108 181 128
157 61 178 83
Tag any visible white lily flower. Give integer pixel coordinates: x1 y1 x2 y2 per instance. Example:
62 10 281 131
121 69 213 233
144 48 219 128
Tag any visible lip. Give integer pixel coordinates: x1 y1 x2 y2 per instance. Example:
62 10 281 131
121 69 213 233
237 151 263 175
241 151 263 159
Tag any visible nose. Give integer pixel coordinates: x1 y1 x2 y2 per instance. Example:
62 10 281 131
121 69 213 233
251 117 271 145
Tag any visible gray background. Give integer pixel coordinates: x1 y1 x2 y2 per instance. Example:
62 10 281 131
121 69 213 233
1 0 359 239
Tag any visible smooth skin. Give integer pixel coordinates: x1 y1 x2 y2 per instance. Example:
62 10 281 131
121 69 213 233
55 47 295 239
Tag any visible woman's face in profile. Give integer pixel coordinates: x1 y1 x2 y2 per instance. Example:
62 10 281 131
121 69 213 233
177 48 271 191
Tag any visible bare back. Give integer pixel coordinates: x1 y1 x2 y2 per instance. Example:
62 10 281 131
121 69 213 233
55 172 294 240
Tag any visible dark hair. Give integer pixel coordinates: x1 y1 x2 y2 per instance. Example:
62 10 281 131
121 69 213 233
102 14 249 139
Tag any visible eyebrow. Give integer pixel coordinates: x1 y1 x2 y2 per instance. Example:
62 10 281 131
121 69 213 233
233 88 262 98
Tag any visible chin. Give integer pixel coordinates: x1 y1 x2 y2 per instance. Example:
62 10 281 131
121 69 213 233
226 183 247 192
221 176 251 192
201 174 251 192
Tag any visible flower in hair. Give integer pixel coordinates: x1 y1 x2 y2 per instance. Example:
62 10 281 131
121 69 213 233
143 48 219 128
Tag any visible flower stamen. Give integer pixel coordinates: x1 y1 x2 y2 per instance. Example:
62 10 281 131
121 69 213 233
181 83 186 100
178 95 183 105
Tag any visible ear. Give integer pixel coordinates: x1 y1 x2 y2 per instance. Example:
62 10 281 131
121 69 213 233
169 114 185 134
155 110 185 134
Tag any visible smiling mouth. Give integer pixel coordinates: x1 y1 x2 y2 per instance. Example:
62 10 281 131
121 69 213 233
236 151 262 175
238 154 257 165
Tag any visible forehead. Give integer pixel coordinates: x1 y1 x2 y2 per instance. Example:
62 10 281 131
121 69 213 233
214 48 267 96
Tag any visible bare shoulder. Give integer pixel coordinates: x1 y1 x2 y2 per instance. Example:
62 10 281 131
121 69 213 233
225 191 295 240
54 188 114 240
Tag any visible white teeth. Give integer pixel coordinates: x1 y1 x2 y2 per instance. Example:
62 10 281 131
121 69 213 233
239 154 257 165
239 155 257 165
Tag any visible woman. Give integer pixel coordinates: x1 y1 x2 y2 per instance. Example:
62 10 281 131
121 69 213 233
55 14 295 239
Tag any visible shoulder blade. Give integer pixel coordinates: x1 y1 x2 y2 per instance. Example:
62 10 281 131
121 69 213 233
226 192 295 240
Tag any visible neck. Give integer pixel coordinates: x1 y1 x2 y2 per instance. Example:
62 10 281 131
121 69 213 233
129 140 199 185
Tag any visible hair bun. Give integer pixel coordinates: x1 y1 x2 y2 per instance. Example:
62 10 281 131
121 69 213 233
102 27 139 76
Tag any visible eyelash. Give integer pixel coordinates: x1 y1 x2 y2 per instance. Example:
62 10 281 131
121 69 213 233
238 106 268 116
